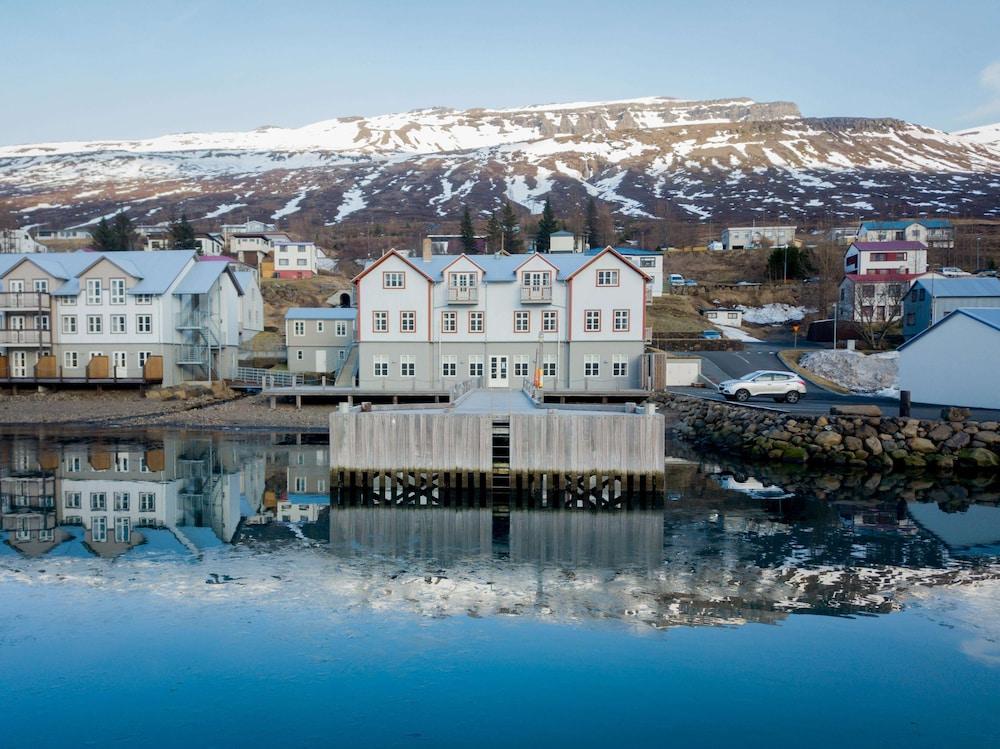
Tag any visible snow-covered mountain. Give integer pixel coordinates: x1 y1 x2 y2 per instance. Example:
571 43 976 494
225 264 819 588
954 122 1000 148
2 96 999 229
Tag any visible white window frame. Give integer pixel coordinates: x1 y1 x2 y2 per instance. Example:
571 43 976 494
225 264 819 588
469 311 484 333
584 355 601 378
613 309 630 332
612 355 629 378
542 355 557 378
92 516 108 543
373 356 389 377
113 491 130 511
514 311 530 333
61 315 77 334
316 321 325 333
469 355 483 377
293 320 305 337
64 351 78 369
136 314 152 334
442 311 457 333
441 355 457 378
335 321 348 337
596 270 619 287
86 314 103 334
513 355 530 378
373 311 388 333
110 314 127 334
383 271 405 289
86 279 102 305
400 311 416 333
139 492 156 512
584 310 601 332
110 278 126 305
542 310 557 333
400 354 415 378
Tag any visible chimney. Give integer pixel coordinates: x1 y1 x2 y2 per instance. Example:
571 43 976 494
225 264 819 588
422 237 433 263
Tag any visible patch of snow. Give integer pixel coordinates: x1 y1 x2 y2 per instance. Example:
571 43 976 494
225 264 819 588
799 349 898 395
739 304 814 326
271 188 311 220
204 202 247 219
717 325 762 342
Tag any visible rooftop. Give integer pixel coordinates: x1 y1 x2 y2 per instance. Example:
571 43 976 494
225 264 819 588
860 219 953 230
899 307 1000 350
0 250 197 296
911 277 1000 298
844 272 920 283
285 307 357 320
851 241 927 252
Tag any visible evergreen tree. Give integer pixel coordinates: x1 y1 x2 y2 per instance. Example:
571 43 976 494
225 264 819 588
485 212 502 252
169 211 198 250
500 201 522 253
459 205 477 254
533 198 558 253
109 211 137 251
585 197 602 248
91 217 115 250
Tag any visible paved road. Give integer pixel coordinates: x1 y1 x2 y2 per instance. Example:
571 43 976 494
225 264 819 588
688 341 1000 420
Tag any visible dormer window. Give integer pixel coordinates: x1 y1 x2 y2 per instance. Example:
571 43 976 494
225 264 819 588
449 272 477 288
522 271 551 287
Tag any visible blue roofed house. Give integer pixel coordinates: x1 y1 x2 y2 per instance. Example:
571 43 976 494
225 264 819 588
284 307 357 376
902 277 1000 338
353 245 651 390
0 250 259 386
856 219 954 250
898 308 1000 409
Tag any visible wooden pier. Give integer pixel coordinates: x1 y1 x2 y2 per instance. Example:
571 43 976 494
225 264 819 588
329 392 665 510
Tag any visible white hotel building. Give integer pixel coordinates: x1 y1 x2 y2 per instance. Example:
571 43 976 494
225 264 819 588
353 247 650 390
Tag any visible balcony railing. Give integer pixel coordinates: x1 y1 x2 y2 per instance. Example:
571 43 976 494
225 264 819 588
447 286 479 304
0 292 50 311
520 285 552 303
0 329 50 346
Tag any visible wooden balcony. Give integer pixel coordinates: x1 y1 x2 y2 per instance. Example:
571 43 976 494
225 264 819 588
520 285 552 303
0 292 50 311
447 286 479 304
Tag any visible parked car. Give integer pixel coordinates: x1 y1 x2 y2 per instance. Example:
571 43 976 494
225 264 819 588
718 370 806 403
684 279 698 287
669 273 685 286
940 266 970 277
701 330 721 340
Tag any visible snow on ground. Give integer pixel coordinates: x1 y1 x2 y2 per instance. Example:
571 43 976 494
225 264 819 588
717 325 762 342
799 349 899 397
739 303 815 326
271 188 311 220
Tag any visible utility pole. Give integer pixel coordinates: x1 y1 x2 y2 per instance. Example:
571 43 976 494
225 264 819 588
977 236 982 270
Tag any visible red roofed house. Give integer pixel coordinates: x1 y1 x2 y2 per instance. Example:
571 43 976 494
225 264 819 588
839 241 929 324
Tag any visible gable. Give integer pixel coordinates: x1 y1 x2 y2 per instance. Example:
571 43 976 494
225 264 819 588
78 256 140 285
353 251 433 285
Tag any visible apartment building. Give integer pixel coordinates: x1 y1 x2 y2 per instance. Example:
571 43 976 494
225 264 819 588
285 307 356 374
0 250 256 385
353 247 650 390
721 225 796 250
856 219 954 250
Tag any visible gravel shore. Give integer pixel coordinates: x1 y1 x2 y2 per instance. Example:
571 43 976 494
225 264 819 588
0 391 333 432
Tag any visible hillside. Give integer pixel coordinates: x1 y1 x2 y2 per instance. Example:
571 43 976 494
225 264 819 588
2 97 1000 233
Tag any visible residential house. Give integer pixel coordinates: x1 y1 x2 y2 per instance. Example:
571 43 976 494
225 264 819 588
0 250 257 386
856 219 954 250
285 308 356 374
902 277 1000 338
586 246 663 296
34 229 92 242
272 240 319 278
352 246 650 390
548 230 586 253
233 269 264 344
426 234 488 254
195 233 225 256
721 225 796 250
843 241 928 276
827 227 859 245
136 222 172 251
0 228 48 254
229 232 290 275
898 308 1000 409
700 307 744 327
221 219 276 246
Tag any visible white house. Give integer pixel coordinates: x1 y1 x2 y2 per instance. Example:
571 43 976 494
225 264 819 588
352 246 650 390
285 307 356 374
0 228 48 254
195 233 225 256
856 219 954 250
721 225 796 250
700 307 743 327
272 240 319 278
221 219 276 245
549 230 586 253
844 241 927 276
34 229 92 242
898 308 1000 409
0 250 257 385
586 246 663 297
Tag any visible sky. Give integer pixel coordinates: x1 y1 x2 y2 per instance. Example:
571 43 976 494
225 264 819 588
2 0 999 145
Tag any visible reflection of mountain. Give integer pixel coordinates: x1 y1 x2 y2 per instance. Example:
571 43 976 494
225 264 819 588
0 432 266 557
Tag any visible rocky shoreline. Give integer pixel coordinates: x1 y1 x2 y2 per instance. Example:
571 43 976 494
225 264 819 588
661 393 1000 472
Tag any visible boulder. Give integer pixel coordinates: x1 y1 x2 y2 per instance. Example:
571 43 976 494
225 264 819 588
908 437 938 454
844 435 863 452
900 420 920 438
781 446 808 463
944 431 971 450
941 407 971 421
957 448 1000 469
927 424 953 442
863 436 884 456
814 431 843 448
975 431 1000 446
830 405 882 417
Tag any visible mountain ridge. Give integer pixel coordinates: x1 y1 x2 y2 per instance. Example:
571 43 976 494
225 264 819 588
1 96 999 230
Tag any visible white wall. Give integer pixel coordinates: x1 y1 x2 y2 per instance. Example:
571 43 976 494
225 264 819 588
357 254 431 342
569 254 645 343
899 314 1000 408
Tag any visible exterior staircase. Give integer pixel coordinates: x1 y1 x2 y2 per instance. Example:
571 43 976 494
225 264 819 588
334 344 359 387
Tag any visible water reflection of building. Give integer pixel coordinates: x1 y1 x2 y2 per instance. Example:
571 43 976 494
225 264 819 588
0 433 267 557
278 443 330 523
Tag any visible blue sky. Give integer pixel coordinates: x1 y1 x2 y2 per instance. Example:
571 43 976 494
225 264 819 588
2 0 999 145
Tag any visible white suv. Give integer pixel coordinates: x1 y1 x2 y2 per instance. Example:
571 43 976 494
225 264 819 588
719 370 807 403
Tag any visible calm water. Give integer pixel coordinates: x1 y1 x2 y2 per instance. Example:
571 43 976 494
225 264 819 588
2 428 999 748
